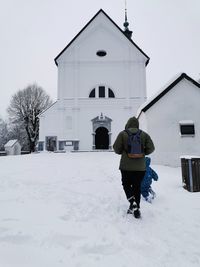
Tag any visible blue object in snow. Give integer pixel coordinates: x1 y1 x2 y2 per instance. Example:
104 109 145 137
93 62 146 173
141 157 158 199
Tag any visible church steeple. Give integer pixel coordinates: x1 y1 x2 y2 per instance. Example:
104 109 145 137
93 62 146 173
123 0 132 39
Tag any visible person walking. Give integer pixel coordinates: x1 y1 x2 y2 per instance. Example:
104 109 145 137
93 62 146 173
113 116 155 218
141 157 158 203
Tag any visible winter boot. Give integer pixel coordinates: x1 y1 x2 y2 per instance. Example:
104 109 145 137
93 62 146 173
127 198 137 214
149 188 156 199
133 208 141 219
145 195 153 203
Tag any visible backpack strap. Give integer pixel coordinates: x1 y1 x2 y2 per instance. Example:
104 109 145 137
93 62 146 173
135 130 142 137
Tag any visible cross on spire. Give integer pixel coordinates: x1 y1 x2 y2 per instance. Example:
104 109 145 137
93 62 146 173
123 0 132 39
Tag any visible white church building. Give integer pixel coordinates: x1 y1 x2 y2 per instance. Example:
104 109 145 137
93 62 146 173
38 9 149 152
38 9 200 167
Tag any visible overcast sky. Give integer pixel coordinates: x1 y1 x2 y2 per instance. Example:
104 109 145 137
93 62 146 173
0 0 199 119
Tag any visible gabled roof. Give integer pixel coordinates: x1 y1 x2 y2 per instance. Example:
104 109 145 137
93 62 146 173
4 139 18 147
54 9 150 66
139 73 200 115
39 101 57 117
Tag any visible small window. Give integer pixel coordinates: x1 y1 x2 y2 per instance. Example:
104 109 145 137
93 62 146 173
99 86 105 98
89 89 95 98
108 88 115 98
179 121 195 136
96 50 107 57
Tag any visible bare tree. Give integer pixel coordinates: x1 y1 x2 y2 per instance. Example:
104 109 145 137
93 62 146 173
7 84 52 152
0 117 9 150
0 117 29 151
8 122 29 151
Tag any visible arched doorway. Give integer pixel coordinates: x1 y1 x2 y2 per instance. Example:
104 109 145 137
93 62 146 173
95 127 109 149
91 113 112 150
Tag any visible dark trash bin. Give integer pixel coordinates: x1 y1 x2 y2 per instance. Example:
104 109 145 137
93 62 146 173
181 156 200 192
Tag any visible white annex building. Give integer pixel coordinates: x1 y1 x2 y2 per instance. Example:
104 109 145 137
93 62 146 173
138 73 200 166
39 9 149 152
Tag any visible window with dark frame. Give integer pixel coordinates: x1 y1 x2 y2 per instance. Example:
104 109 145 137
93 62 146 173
89 86 115 98
99 86 105 98
108 88 115 98
89 88 95 98
96 50 107 57
180 124 195 135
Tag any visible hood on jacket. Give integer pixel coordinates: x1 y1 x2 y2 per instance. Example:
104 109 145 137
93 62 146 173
145 157 151 167
125 117 139 130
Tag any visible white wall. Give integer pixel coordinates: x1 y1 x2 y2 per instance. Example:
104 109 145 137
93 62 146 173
39 11 148 151
139 79 200 166
39 97 142 150
56 12 147 101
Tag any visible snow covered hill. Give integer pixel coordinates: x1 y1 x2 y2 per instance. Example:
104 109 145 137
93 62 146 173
0 152 200 267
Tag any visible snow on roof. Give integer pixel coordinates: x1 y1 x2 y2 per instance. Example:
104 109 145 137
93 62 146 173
137 72 184 117
4 139 18 147
179 120 194 124
137 73 200 117
180 155 200 159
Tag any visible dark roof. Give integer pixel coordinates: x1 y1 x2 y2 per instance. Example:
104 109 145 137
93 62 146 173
140 73 200 113
54 9 150 66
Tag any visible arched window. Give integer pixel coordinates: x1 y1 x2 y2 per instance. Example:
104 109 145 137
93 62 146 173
89 89 95 98
108 88 115 98
89 86 115 98
99 86 105 98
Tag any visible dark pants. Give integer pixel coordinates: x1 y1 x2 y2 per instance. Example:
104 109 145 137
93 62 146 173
120 170 145 209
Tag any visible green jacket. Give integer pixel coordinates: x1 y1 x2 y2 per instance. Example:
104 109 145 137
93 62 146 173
113 117 155 171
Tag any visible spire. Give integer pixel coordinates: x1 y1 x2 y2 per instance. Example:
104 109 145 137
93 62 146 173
123 0 132 39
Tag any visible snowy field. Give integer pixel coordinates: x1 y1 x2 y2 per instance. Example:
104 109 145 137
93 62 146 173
0 152 200 267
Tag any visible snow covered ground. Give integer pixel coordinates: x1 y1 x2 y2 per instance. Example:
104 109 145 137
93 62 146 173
0 152 200 267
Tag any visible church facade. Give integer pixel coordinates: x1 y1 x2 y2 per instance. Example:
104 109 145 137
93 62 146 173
38 9 149 151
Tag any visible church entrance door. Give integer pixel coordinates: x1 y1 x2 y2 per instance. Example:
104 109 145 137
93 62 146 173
95 127 109 149
92 113 112 150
